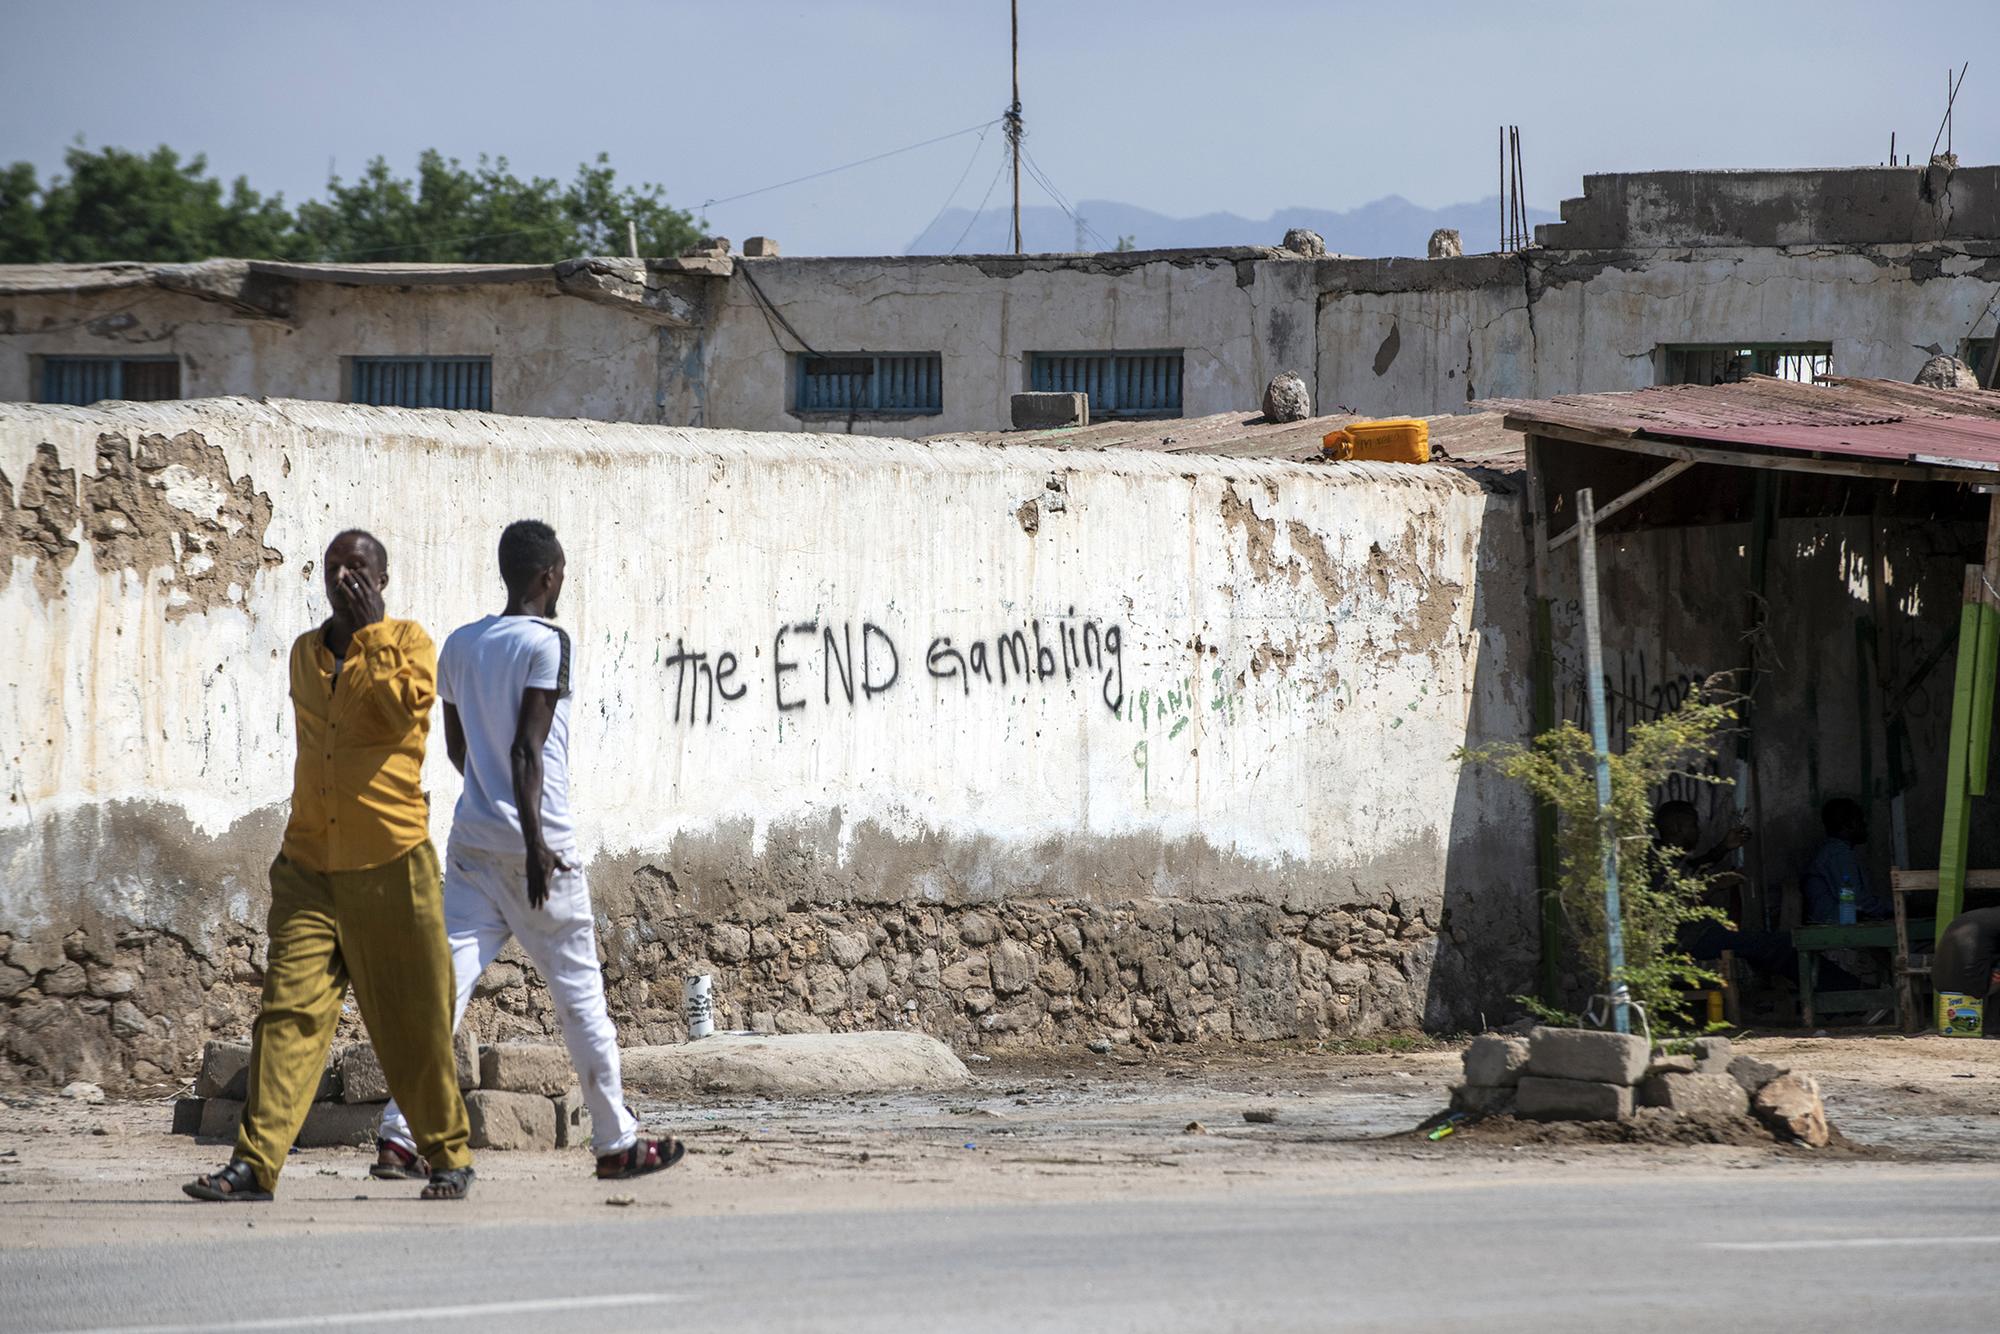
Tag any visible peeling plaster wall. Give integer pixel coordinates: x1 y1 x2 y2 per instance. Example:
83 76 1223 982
1314 244 2000 418
0 283 660 420
0 399 1533 1085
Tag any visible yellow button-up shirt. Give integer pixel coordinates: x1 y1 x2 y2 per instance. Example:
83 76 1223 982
280 617 436 873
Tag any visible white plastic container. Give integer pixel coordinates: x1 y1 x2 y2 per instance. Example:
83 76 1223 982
683 972 715 1040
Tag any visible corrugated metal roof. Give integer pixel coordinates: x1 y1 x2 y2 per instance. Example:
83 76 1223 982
1487 376 2000 476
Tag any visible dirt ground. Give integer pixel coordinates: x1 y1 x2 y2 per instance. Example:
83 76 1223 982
1 1033 1995 1249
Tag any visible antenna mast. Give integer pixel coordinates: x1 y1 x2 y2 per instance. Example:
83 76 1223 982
1007 0 1023 255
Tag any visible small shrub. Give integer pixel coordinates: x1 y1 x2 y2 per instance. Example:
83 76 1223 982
1460 687 1740 1027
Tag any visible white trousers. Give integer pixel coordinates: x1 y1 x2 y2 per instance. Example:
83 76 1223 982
380 840 638 1158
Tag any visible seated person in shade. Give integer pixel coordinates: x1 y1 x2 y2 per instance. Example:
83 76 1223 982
1654 800 1791 976
1934 906 2000 1036
1800 798 1890 925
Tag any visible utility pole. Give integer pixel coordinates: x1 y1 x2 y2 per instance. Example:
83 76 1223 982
1007 0 1023 255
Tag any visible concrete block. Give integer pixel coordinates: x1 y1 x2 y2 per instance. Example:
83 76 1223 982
1526 1026 1649 1086
480 1042 575 1096
1645 1054 1696 1078
339 1044 391 1103
198 1097 244 1141
620 1031 971 1098
1450 1084 1515 1116
466 1090 558 1150
297 1100 379 1148
1515 1075 1634 1122
1693 1036 1734 1075
1461 1035 1529 1088
192 1096 377 1147
552 1092 593 1150
1011 392 1088 431
1727 1054 1788 1096
194 1040 251 1099
1640 1071 1751 1119
171 1097 205 1136
196 1039 337 1101
455 1028 478 1091
742 236 780 258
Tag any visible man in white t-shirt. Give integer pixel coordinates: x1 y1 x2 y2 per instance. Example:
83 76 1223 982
377 520 685 1181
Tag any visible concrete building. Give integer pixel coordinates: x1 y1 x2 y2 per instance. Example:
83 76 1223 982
3 166 1996 432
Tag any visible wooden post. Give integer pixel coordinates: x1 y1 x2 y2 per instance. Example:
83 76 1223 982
1941 493 2000 939
1938 565 1988 939
1009 0 1022 257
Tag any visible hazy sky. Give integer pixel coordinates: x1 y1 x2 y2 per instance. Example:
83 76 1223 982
3 0 1994 256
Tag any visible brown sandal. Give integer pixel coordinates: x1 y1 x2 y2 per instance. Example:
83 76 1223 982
370 1138 430 1181
183 1159 272 1202
596 1136 686 1180
420 1165 476 1200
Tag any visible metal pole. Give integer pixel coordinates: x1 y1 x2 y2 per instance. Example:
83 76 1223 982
1577 487 1630 1032
1009 0 1022 256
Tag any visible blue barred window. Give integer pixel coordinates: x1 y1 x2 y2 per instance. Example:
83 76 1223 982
39 356 180 404
1029 351 1183 419
795 353 942 416
350 357 492 411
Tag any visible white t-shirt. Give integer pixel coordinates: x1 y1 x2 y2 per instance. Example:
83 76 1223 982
439 614 576 856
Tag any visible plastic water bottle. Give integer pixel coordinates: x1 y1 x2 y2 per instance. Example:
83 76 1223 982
683 973 714 1040
1838 872 1857 925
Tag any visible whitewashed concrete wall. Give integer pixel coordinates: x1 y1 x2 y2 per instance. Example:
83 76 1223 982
700 252 1315 437
1314 246 2000 417
4 244 1994 435
0 281 660 420
0 400 1533 1082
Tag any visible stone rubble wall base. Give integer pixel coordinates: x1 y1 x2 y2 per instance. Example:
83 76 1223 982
0 894 1447 1093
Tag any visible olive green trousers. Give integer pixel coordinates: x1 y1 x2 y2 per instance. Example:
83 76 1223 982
235 840 472 1190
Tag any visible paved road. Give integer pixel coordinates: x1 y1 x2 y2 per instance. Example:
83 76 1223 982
3 1168 1996 1333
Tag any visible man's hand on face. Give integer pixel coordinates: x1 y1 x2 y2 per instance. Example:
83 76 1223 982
336 568 385 628
525 842 575 910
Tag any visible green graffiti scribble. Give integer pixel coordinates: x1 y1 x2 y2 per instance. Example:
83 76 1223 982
1169 717 1188 740
1133 739 1150 803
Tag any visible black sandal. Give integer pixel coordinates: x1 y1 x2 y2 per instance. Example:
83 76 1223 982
596 1136 686 1180
370 1138 430 1181
420 1165 476 1201
183 1159 273 1203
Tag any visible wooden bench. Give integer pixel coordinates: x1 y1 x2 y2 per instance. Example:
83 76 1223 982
1792 919 1928 1028
1888 869 2000 1032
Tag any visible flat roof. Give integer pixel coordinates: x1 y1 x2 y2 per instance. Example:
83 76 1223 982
927 409 1523 479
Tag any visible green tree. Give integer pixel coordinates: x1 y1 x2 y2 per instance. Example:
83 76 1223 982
290 150 698 263
1 144 299 263
0 162 50 263
0 144 699 264
1458 687 1741 1028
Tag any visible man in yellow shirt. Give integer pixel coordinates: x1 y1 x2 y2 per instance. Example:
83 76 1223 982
185 530 474 1202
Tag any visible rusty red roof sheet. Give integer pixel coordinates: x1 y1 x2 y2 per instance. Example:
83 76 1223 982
1485 376 2000 476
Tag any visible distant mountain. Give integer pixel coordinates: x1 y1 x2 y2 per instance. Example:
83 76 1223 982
906 195 1558 258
